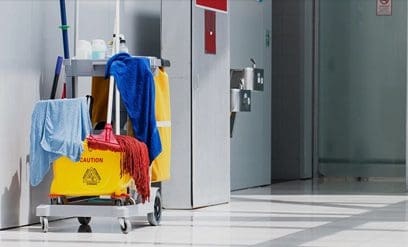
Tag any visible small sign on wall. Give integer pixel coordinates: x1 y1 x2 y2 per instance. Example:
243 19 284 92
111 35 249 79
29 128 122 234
377 0 392 16
205 10 216 54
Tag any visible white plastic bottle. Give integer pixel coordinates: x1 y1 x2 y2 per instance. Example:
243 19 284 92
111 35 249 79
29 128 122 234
119 38 129 53
91 39 107 59
105 40 113 58
76 40 92 59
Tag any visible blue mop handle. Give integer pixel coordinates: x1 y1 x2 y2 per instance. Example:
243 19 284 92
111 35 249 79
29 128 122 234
59 0 70 59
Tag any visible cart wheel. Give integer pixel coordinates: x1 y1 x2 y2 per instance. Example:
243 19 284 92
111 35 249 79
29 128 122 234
147 191 162 226
119 218 132 234
50 196 65 205
125 197 136 205
78 224 92 233
115 199 123 206
50 197 60 205
50 198 57 205
78 217 91 225
41 217 48 233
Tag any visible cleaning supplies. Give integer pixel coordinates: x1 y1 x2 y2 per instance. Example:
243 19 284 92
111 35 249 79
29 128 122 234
76 40 92 59
105 53 162 162
91 39 107 59
107 34 128 57
119 38 129 53
30 97 92 186
106 40 114 58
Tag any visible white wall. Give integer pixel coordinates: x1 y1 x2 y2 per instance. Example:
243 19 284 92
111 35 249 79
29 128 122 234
0 0 69 229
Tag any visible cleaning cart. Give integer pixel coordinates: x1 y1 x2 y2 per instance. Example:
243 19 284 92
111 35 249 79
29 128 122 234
36 0 170 234
36 56 169 234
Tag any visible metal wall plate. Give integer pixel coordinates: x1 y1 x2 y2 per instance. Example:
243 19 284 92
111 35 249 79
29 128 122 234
231 89 251 112
230 68 264 91
244 67 264 91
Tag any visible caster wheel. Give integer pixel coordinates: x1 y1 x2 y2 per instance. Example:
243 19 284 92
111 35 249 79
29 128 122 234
147 191 162 226
78 217 91 225
114 199 123 206
78 224 92 233
119 218 132 234
50 197 61 205
125 198 136 205
40 217 48 233
50 196 65 205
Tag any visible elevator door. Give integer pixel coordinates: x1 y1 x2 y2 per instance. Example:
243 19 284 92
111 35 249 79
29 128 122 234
318 0 407 177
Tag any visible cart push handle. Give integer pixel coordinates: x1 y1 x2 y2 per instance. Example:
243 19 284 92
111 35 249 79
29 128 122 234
106 0 121 135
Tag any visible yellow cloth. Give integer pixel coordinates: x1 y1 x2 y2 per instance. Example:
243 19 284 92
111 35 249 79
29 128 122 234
91 77 109 126
151 68 171 182
91 70 171 182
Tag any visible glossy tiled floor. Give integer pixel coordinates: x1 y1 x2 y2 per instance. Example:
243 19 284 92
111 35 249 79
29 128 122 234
3 180 408 246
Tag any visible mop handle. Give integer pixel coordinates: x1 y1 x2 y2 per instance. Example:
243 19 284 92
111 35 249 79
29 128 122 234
59 0 70 59
114 0 121 135
106 0 121 128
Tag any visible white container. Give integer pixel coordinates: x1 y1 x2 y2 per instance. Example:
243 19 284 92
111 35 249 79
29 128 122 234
76 40 92 59
91 39 107 59
105 40 114 58
119 39 129 53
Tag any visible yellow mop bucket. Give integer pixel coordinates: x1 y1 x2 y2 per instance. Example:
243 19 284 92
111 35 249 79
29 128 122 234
50 141 132 197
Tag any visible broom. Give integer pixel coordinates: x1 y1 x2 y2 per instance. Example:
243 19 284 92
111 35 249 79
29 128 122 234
87 0 121 152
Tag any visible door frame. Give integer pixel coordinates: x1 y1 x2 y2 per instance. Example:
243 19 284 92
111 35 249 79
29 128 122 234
312 0 320 179
406 0 408 191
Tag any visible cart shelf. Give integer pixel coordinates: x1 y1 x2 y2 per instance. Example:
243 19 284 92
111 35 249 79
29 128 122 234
64 57 170 98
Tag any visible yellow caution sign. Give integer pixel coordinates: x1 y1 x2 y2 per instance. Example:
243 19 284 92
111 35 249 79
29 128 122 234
50 142 131 197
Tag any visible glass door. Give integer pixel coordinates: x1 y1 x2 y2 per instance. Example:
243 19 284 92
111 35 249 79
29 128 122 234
317 0 407 177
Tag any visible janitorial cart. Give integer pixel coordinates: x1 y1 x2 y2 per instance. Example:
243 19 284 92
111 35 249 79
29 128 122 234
36 0 170 234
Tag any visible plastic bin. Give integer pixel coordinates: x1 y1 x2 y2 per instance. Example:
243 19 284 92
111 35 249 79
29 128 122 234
50 141 132 197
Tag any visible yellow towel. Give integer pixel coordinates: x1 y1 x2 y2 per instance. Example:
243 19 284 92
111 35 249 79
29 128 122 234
151 68 171 182
91 70 171 182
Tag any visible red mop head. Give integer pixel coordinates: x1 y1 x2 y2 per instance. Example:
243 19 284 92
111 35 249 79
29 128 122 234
115 135 150 203
87 124 121 152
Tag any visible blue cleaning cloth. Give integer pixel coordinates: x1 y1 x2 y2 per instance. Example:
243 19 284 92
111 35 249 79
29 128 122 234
106 53 162 162
30 97 92 186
